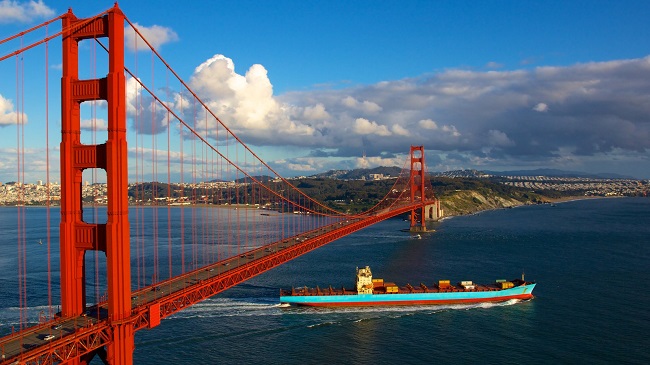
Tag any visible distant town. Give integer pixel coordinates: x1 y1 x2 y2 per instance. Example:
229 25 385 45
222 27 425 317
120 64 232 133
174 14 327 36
0 168 648 206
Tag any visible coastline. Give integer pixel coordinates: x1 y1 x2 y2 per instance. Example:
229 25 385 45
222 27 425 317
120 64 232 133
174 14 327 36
438 193 625 220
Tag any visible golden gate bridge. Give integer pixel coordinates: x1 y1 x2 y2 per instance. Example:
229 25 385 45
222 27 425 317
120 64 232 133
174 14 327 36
0 5 437 364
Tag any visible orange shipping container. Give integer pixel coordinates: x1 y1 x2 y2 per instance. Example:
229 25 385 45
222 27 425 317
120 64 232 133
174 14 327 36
385 286 398 293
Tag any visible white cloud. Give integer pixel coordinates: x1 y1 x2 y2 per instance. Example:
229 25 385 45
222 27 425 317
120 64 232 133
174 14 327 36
125 22 179 52
341 96 382 113
441 125 460 137
418 119 438 130
80 118 108 131
302 103 329 120
188 54 315 143
391 124 410 136
353 118 391 136
533 102 548 112
0 0 55 24
355 155 404 169
0 94 27 126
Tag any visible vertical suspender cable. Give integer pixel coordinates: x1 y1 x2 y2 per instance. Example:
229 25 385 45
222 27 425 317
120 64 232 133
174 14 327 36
152 49 159 285
166 70 172 280
15 46 23 329
191 99 197 270
133 35 141 288
179 95 185 274
45 25 53 318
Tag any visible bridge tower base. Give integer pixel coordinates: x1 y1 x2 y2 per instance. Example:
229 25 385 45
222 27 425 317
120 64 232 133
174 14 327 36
60 5 132 365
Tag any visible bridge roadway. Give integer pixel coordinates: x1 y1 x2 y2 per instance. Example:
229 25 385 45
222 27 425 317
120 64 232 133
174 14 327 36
0 201 430 364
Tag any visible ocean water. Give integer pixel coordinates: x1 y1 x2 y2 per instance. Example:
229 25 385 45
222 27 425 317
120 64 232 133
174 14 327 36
1 198 649 364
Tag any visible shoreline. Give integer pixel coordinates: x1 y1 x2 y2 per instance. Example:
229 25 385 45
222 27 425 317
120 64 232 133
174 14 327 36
437 194 627 221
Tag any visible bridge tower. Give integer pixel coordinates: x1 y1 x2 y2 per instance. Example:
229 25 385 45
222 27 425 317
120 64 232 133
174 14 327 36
60 5 132 365
409 146 427 232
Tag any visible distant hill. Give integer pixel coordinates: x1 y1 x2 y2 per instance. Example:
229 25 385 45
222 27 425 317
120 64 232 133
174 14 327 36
308 166 636 180
310 166 403 180
234 175 275 183
431 169 489 178
484 168 635 179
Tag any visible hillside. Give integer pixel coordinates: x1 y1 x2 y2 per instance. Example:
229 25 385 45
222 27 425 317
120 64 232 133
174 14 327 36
439 190 529 216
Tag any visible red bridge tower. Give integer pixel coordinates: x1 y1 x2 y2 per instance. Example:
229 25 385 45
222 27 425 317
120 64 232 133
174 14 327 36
60 6 133 364
409 146 427 232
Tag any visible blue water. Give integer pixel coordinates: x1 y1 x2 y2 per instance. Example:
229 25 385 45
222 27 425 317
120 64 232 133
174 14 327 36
1 198 649 364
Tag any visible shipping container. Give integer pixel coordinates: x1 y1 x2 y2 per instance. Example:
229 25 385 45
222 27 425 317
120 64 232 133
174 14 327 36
500 281 514 289
462 284 475 290
495 279 507 283
383 282 398 293
385 286 399 293
438 280 451 288
460 281 473 286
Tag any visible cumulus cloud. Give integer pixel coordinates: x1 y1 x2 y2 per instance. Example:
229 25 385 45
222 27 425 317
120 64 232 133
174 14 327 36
419 119 438 130
391 124 410 136
188 54 314 144
0 94 27 126
80 118 108 131
0 0 54 24
125 22 179 52
341 96 382 113
301 103 330 120
353 118 391 136
533 102 548 112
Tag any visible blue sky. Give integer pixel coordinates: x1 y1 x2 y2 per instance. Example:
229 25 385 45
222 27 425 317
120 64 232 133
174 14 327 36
1 0 650 181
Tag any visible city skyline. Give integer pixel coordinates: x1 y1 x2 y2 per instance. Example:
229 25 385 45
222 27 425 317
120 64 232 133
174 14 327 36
1 0 650 181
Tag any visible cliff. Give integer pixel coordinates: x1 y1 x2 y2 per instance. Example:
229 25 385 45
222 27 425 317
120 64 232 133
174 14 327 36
439 190 534 216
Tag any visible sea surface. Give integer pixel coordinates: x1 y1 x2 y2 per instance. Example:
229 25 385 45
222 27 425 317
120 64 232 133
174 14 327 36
1 198 649 364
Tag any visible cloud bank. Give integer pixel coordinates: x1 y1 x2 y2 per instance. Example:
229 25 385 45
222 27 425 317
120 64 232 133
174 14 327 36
170 54 649 176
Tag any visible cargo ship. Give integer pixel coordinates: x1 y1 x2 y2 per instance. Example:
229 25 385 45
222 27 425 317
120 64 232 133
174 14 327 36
280 266 535 307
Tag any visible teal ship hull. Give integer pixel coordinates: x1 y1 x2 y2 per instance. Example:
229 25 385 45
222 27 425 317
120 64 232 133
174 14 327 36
280 283 536 307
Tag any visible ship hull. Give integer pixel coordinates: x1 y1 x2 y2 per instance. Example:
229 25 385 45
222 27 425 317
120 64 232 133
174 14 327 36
281 283 535 307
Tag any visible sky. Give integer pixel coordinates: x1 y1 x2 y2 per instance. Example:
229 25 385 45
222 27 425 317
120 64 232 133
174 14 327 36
1 0 650 181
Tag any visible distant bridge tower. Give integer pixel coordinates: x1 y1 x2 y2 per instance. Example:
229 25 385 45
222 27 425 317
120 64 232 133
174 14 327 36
409 146 427 232
60 5 132 364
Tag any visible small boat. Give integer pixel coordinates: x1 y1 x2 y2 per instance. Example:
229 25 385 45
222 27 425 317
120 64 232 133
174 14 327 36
280 266 535 307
